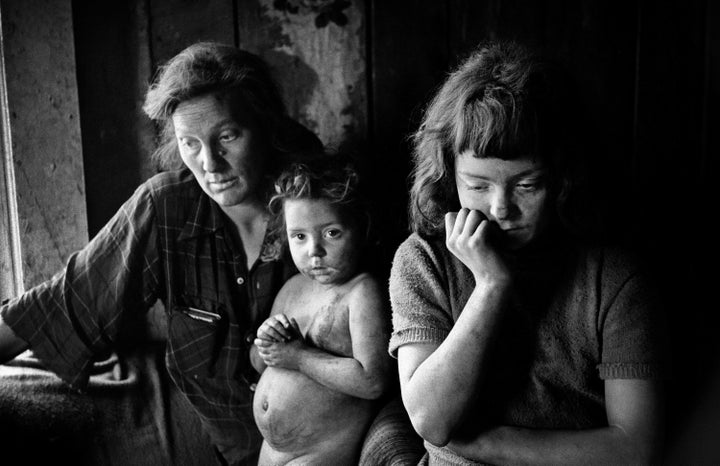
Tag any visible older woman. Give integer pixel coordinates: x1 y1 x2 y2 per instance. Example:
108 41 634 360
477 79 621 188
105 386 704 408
0 42 320 465
390 41 667 465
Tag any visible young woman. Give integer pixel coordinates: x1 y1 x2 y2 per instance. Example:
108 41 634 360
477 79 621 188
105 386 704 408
389 41 667 465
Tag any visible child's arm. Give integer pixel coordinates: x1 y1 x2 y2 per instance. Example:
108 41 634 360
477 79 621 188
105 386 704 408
250 280 299 374
257 274 391 399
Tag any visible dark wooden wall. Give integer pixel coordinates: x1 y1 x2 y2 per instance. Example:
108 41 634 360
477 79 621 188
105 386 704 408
4 0 717 460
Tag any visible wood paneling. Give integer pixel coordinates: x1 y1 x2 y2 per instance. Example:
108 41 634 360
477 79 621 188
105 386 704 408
369 0 450 266
73 0 156 236
1 0 87 289
237 0 367 149
149 0 235 65
0 16 23 301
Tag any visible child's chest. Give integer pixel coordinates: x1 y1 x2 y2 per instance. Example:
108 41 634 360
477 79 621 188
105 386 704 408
295 297 353 358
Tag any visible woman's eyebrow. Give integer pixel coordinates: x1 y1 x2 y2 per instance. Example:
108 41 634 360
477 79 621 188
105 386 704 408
457 168 545 180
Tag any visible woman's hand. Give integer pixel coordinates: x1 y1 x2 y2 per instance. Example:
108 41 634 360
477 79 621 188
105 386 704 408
444 208 511 286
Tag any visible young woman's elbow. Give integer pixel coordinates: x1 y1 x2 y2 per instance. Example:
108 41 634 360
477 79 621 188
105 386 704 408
407 409 451 447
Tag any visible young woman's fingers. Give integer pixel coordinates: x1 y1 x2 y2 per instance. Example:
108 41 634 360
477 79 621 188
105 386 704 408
445 211 459 242
452 208 469 238
462 209 485 236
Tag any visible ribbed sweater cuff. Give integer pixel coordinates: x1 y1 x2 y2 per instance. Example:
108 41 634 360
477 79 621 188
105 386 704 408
388 327 450 358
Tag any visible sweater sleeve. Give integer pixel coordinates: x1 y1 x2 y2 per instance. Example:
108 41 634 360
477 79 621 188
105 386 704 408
0 182 162 390
596 251 668 380
388 234 456 357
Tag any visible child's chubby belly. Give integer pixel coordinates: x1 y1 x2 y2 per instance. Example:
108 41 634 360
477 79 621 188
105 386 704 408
253 367 374 453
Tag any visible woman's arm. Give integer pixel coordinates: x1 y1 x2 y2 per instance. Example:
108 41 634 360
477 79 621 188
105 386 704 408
257 275 392 400
0 315 28 362
447 378 665 465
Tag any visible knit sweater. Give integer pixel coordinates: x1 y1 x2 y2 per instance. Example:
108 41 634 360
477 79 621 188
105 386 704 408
389 233 666 464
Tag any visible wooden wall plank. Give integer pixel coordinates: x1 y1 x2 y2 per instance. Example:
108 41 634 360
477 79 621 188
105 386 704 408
73 0 156 236
368 0 450 265
237 0 367 149
1 0 87 288
149 0 235 66
0 15 23 300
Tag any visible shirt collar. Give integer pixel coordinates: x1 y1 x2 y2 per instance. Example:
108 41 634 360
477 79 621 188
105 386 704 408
178 193 224 241
178 191 284 263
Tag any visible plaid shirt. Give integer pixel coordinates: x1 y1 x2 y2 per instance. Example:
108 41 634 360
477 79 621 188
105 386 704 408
0 169 295 464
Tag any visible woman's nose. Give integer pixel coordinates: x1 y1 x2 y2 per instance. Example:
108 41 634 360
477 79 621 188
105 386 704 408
489 189 515 221
201 144 224 172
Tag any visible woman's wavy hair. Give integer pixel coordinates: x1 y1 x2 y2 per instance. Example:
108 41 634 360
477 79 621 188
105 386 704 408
142 41 321 184
409 40 585 237
268 154 372 247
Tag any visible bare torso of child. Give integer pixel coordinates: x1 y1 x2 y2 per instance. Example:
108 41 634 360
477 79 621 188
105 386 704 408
253 274 377 465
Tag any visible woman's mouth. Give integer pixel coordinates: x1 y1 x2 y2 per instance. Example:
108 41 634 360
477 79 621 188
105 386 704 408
208 178 238 191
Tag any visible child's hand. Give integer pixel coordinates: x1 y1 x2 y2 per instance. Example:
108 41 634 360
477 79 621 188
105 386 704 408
256 313 295 342
255 325 304 370
445 208 512 286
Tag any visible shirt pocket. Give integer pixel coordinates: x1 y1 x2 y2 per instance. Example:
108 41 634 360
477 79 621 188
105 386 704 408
166 294 226 378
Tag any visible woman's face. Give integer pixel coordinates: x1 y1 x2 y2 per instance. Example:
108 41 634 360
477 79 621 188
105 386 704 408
173 93 265 207
284 198 360 286
454 151 553 250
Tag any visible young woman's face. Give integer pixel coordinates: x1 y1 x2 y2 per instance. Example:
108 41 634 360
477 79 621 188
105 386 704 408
454 151 553 250
284 199 360 286
173 93 265 207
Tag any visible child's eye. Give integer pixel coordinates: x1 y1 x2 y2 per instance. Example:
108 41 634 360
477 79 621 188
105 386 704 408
290 233 305 241
325 229 342 239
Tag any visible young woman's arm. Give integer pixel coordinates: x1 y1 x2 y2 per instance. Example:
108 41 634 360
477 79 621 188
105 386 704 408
446 378 665 465
397 210 513 446
257 274 392 400
397 279 509 446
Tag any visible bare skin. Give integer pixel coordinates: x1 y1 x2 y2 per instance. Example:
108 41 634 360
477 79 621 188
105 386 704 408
251 199 391 466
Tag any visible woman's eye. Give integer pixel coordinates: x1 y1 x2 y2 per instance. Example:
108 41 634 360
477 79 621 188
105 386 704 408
516 180 542 192
468 183 490 192
180 138 200 151
219 130 239 142
290 233 305 241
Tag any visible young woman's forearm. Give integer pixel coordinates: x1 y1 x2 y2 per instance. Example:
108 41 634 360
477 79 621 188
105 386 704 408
400 282 509 445
449 424 659 466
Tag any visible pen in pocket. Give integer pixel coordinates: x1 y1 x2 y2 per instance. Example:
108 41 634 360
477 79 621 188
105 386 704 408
180 306 222 323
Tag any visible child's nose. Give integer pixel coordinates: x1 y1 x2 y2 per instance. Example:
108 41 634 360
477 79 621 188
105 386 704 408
309 240 326 258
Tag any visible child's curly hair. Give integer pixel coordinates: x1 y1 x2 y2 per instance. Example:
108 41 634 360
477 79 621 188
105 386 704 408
269 154 372 245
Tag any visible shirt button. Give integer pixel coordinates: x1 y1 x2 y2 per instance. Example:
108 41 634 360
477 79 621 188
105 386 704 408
236 277 245 285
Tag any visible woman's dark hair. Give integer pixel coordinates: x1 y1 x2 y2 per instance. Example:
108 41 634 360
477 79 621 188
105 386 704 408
409 40 583 236
142 41 321 180
268 154 372 245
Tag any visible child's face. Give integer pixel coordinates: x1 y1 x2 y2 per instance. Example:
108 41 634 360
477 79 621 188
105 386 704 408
454 151 553 250
284 198 360 286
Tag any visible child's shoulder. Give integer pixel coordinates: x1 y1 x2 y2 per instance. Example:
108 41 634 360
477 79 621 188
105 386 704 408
345 272 384 300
